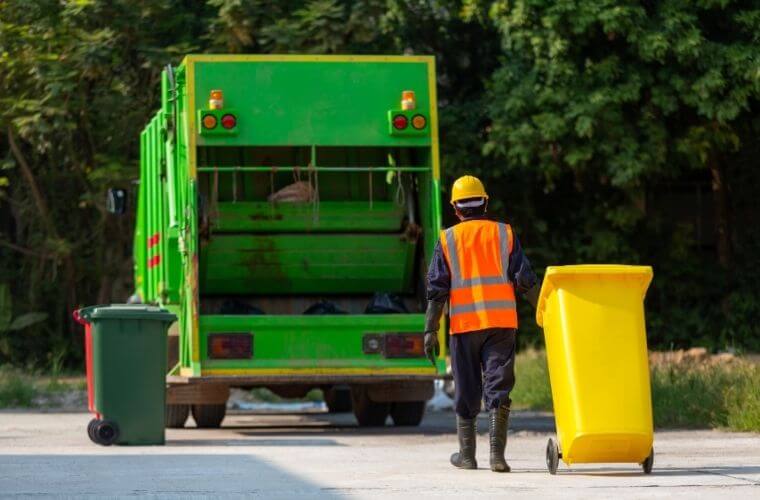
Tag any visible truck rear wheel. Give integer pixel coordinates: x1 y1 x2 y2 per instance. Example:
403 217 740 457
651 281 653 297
390 401 426 426
191 404 226 428
324 386 352 413
351 387 389 426
166 404 190 428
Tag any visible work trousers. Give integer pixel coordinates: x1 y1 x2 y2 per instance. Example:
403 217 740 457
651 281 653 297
449 328 516 419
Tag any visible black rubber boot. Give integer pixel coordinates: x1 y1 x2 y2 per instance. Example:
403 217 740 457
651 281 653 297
450 416 478 469
489 405 511 472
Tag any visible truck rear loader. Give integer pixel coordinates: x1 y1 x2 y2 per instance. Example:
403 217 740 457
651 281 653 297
130 55 445 428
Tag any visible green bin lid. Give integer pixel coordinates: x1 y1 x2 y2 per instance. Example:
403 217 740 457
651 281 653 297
88 304 176 322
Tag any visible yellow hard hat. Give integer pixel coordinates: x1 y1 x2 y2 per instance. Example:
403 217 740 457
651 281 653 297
450 175 488 205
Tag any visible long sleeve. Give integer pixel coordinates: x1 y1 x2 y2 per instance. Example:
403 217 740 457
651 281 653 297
508 233 538 295
426 239 451 303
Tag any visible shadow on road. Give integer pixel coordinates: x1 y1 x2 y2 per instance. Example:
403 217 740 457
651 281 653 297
0 454 342 498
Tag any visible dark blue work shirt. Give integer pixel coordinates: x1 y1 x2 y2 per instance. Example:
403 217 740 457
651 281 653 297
426 217 537 303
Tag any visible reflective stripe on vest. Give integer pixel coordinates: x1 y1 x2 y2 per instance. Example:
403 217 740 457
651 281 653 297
440 220 518 334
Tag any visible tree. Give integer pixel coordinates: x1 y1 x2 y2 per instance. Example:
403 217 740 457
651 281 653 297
480 0 760 268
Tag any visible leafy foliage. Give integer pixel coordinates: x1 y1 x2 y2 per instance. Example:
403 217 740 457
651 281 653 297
0 0 758 368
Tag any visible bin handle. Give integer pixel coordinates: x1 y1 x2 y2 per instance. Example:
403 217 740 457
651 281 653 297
72 309 88 326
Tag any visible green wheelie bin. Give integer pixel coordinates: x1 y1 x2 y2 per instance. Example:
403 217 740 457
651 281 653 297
74 304 176 445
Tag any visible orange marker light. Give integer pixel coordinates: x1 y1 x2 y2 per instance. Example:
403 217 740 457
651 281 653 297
202 114 217 129
401 90 416 110
412 114 427 130
209 89 224 110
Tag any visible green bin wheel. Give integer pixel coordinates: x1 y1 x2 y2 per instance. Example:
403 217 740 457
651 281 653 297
390 401 426 427
191 404 227 428
87 418 99 444
350 387 390 427
546 438 560 475
93 420 119 446
323 387 352 413
641 448 654 474
166 404 190 428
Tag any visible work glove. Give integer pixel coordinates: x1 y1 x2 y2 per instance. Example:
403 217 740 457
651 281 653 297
424 300 445 366
524 284 540 310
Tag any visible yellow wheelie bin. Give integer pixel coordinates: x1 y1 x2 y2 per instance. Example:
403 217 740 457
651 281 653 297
536 265 654 474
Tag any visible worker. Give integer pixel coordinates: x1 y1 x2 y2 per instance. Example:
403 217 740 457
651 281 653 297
424 175 539 473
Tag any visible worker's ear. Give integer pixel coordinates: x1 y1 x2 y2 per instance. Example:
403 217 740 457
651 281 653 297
454 206 463 221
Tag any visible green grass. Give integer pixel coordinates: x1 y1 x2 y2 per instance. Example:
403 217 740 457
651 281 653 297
511 349 553 411
0 367 36 407
511 350 760 432
651 361 760 430
0 367 85 408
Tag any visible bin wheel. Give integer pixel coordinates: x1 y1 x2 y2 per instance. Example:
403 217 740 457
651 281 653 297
87 418 99 443
390 401 426 427
323 387 352 413
166 404 190 428
641 448 654 474
350 386 390 427
191 404 227 428
93 420 119 446
546 438 560 475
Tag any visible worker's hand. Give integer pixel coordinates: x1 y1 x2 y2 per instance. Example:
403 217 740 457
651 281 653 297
524 284 540 310
424 331 440 367
423 300 445 367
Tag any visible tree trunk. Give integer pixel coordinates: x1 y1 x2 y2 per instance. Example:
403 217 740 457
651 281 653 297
709 156 731 268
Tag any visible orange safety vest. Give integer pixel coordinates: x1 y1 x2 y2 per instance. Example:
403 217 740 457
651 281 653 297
440 219 518 334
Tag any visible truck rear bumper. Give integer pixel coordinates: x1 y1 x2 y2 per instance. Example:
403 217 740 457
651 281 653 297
167 373 448 386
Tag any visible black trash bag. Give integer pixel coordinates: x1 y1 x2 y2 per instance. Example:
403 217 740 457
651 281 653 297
304 300 347 315
364 293 408 314
219 299 265 315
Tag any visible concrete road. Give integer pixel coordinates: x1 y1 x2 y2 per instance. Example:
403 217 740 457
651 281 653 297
1 409 759 499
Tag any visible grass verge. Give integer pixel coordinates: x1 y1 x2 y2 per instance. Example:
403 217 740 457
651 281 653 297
0 366 86 408
510 350 760 432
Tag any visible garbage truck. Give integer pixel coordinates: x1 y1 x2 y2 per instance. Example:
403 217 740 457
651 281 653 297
122 55 445 428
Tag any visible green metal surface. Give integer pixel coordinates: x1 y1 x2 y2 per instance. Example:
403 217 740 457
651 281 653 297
211 201 404 233
200 314 433 370
200 234 416 294
193 61 432 147
133 56 443 378
88 305 175 445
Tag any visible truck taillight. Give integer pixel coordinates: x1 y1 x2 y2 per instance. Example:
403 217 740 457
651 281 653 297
384 334 424 358
208 333 253 359
392 114 408 130
363 333 425 358
221 114 237 129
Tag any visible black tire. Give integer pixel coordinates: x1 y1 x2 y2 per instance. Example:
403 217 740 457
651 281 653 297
350 387 390 427
191 404 227 428
546 438 560 475
166 404 190 428
87 418 99 444
93 420 119 446
641 448 654 474
323 387 352 413
390 401 426 426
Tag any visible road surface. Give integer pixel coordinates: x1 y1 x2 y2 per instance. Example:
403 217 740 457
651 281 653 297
1 409 759 498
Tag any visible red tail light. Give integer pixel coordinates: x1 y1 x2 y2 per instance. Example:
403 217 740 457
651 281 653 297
208 333 252 359
383 334 425 358
221 114 237 129
392 114 408 130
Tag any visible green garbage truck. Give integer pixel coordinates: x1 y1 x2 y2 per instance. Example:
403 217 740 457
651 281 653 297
125 55 445 428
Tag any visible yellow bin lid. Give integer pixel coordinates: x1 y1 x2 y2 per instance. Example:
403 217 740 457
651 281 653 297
536 264 653 327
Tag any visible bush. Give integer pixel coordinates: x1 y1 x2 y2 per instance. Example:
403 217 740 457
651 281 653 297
512 350 760 432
